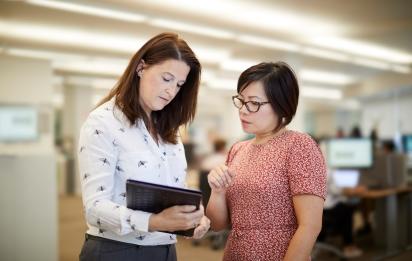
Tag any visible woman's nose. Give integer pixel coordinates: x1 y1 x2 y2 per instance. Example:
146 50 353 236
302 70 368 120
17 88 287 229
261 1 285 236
165 83 178 96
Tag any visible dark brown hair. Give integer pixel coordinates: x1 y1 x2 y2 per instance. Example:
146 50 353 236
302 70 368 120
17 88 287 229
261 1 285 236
98 32 201 144
237 61 299 132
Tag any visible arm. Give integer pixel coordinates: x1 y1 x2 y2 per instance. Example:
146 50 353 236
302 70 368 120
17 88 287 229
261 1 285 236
79 113 151 235
207 190 230 231
206 164 232 231
284 134 327 260
283 195 324 261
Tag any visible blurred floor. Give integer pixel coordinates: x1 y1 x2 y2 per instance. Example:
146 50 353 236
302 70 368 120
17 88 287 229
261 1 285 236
59 196 224 261
59 196 412 261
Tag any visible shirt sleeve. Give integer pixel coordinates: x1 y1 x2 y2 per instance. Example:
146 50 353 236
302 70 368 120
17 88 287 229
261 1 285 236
287 134 327 199
78 113 152 236
225 141 246 166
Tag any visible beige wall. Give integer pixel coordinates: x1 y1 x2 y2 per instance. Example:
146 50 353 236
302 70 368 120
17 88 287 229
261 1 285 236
0 54 57 261
0 54 54 155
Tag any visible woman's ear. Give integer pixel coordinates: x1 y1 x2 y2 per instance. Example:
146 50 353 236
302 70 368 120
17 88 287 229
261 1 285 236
136 59 146 75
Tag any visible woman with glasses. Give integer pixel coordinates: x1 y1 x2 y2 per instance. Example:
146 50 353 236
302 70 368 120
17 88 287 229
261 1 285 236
78 33 209 261
206 62 327 261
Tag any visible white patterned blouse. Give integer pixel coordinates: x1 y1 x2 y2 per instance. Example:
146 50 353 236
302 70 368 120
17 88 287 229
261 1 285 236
78 99 188 245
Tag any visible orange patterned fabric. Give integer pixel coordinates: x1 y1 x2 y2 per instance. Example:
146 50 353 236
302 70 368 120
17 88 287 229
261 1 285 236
223 130 327 261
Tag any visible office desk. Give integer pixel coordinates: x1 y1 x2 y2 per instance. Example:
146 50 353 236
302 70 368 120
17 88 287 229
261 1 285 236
346 187 412 260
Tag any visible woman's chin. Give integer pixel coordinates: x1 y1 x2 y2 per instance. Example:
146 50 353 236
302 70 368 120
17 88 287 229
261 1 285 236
151 104 166 112
241 126 254 133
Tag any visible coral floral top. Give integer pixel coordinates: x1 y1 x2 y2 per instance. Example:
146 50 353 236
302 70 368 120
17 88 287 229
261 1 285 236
223 130 327 261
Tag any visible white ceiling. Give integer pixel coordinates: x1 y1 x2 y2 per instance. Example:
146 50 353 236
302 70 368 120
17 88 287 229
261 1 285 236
1 0 411 102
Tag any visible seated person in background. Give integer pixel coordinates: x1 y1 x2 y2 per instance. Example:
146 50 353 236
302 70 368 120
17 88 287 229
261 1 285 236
199 138 227 206
319 169 366 258
382 139 396 153
357 139 395 236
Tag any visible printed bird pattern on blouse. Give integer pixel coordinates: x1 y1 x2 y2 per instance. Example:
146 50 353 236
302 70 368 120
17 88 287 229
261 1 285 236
78 99 187 245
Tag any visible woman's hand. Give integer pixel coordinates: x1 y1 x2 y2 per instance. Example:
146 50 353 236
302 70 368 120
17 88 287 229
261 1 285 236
207 164 233 193
192 215 211 239
149 204 203 232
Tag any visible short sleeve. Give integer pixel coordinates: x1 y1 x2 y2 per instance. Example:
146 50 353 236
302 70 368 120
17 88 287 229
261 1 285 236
225 141 247 166
287 133 327 199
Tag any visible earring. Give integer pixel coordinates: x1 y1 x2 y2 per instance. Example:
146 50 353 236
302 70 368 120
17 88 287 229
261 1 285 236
137 70 142 77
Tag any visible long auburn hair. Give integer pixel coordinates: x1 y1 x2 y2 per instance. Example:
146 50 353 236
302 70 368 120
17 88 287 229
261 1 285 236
98 32 201 144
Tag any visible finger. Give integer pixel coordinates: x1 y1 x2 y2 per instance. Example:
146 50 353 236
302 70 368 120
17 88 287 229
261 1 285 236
192 226 201 239
192 224 207 239
208 180 219 190
211 174 225 188
217 166 231 185
224 171 232 186
201 216 211 227
208 169 225 187
219 170 231 186
176 205 197 213
218 164 228 172
189 209 204 221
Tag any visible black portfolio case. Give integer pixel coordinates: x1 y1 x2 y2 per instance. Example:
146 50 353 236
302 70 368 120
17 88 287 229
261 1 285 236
126 179 202 236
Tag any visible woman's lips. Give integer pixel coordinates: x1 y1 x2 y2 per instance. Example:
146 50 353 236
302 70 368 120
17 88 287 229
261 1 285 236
159 96 169 102
241 119 251 125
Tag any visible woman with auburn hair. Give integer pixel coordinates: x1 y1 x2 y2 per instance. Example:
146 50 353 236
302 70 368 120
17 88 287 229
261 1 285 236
206 62 327 261
78 32 209 261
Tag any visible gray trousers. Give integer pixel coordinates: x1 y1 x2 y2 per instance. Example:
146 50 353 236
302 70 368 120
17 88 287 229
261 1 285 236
79 234 177 261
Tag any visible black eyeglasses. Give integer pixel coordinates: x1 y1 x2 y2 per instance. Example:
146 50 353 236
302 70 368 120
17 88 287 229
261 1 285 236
232 96 270 113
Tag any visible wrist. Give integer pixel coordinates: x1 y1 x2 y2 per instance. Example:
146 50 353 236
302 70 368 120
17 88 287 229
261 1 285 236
148 214 160 232
211 189 226 196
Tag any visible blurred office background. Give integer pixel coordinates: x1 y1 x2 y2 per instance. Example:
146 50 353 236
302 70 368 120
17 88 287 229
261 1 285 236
1 0 412 260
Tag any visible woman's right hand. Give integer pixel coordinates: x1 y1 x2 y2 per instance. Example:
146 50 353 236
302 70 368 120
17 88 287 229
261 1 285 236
207 164 233 193
148 205 204 232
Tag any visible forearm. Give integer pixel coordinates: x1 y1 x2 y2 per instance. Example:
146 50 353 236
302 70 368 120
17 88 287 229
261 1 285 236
206 192 229 231
283 225 321 261
84 198 151 235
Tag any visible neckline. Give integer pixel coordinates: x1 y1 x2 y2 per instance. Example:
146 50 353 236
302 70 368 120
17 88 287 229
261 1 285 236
139 119 163 149
250 129 290 147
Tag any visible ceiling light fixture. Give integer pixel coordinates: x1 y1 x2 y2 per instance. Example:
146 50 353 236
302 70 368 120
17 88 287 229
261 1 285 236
220 58 259 72
302 47 350 62
237 35 299 52
301 85 342 100
150 18 235 39
300 69 354 85
0 21 145 53
26 0 147 23
310 37 412 64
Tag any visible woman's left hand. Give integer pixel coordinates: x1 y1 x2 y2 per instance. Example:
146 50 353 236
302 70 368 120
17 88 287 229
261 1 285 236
192 215 211 239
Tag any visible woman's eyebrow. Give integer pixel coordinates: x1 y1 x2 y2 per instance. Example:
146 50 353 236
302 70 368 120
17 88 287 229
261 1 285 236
246 95 262 100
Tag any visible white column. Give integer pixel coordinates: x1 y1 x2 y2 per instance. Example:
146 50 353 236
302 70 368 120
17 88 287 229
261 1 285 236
0 54 57 261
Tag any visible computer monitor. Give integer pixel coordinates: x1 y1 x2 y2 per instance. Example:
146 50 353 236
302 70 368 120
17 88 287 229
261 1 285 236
332 169 360 188
402 135 412 156
326 138 373 169
0 105 38 142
